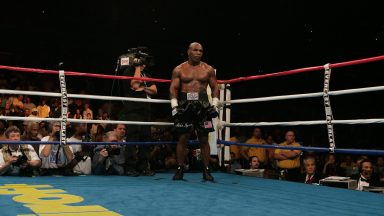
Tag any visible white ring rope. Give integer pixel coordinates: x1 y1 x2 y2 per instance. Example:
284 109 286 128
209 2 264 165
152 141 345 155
0 89 170 104
0 116 173 126
224 118 384 127
223 85 384 104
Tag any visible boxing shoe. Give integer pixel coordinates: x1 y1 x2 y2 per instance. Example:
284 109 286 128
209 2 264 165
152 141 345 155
202 166 214 182
173 165 184 180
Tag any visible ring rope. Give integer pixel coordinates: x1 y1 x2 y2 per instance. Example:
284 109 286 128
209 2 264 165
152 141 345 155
0 89 170 104
0 116 173 126
2 140 382 156
222 55 384 84
322 63 336 153
223 85 384 104
1 55 384 84
2 85 383 106
0 140 199 145
0 65 171 83
224 118 384 127
218 140 384 156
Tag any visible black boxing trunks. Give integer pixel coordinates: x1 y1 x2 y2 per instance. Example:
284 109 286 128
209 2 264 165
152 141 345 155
174 92 214 134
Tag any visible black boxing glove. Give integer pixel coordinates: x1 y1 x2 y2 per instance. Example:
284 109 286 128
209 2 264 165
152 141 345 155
208 97 220 118
207 105 219 118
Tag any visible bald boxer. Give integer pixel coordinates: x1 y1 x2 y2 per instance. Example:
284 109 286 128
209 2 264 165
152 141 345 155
169 42 219 181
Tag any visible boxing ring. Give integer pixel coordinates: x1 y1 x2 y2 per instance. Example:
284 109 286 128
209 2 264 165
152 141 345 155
1 55 384 216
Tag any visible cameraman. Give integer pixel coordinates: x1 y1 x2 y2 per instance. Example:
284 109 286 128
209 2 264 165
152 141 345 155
39 121 74 175
92 131 125 175
67 123 92 175
120 55 157 176
0 126 41 176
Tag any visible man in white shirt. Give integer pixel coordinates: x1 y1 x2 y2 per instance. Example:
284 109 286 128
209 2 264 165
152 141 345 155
352 159 382 191
0 126 41 176
67 123 92 175
39 121 74 175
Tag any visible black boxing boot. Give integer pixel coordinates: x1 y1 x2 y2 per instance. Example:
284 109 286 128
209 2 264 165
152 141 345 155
202 166 214 182
173 165 184 180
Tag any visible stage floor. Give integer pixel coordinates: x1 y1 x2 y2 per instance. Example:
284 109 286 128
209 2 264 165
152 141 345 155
1 172 383 216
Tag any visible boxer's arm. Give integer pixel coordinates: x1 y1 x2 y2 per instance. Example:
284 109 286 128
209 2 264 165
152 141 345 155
208 67 220 107
169 68 181 108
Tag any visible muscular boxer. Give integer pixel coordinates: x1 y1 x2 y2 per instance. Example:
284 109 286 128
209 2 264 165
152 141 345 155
169 42 219 181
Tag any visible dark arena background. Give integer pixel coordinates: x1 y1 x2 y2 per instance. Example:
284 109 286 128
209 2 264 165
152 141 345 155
1 1 384 215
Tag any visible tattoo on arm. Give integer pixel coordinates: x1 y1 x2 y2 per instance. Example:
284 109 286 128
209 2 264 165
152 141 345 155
170 68 180 99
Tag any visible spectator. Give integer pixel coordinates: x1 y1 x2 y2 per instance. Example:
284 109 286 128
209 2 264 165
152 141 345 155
67 123 92 175
83 103 93 120
23 96 36 112
92 131 125 175
29 108 39 118
274 130 302 181
73 109 83 119
266 134 278 169
351 159 383 191
37 99 50 118
298 156 323 184
340 155 358 177
249 156 261 169
322 154 343 177
21 122 43 152
39 121 74 176
0 126 41 176
374 156 384 181
229 127 247 167
228 152 242 173
242 127 267 166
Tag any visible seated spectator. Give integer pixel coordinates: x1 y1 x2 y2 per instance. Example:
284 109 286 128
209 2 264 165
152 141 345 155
149 129 177 171
73 109 83 119
83 103 93 120
340 155 358 177
0 126 41 176
67 123 92 175
92 131 125 175
29 108 39 118
374 156 384 181
249 156 261 169
39 121 74 176
37 99 50 118
266 134 278 169
0 121 6 142
23 96 36 112
228 152 242 173
21 122 43 152
322 154 343 177
23 108 31 117
92 124 105 142
229 127 247 167
351 158 383 191
298 156 323 184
